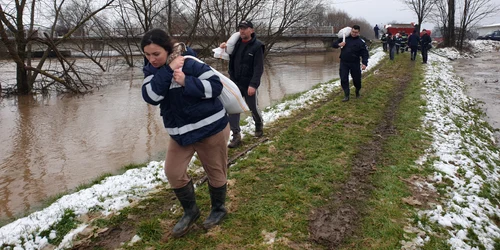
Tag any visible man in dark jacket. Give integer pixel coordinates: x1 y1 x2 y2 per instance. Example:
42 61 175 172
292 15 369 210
332 25 370 102
387 32 396 60
408 30 420 61
221 20 265 148
374 24 380 39
420 29 432 64
381 33 388 51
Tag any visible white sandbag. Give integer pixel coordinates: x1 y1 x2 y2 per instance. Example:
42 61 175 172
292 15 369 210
213 47 230 60
337 27 352 42
184 55 249 114
225 32 240 55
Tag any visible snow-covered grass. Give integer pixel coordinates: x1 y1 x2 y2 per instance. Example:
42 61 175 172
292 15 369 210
402 40 500 250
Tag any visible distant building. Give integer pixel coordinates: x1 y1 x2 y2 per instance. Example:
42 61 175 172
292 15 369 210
477 23 500 36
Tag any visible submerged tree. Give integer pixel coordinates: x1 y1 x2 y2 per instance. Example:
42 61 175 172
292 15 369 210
0 0 114 94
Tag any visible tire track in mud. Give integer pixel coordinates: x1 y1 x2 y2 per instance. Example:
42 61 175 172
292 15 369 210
309 60 413 248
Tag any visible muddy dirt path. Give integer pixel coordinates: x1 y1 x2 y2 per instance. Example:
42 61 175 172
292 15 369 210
309 60 413 248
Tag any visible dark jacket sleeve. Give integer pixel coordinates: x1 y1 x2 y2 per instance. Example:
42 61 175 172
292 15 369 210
421 35 431 45
142 64 174 106
332 38 343 48
361 40 369 66
249 45 264 89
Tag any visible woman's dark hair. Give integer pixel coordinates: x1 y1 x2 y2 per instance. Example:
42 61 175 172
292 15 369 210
141 29 173 54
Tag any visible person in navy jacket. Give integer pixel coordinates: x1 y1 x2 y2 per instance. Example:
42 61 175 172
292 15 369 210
408 30 420 61
141 29 230 237
332 25 370 102
420 29 432 64
387 32 396 60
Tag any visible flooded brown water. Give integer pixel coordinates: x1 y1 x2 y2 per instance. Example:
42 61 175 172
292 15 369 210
453 51 500 145
0 51 340 222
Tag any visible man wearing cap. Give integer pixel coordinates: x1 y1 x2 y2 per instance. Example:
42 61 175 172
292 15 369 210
332 25 369 102
220 20 265 148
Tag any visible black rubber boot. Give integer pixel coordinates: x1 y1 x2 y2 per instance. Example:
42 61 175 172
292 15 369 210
203 183 228 230
342 96 350 102
255 123 263 137
171 180 200 238
355 89 360 98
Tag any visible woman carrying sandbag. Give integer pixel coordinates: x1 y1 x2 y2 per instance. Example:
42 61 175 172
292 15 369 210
141 28 230 237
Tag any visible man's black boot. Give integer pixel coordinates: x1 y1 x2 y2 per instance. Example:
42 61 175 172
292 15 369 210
342 96 350 102
355 89 360 98
203 183 228 229
255 123 263 137
172 180 200 237
228 133 241 148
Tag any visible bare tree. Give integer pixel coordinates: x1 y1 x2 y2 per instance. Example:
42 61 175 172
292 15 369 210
351 17 374 40
402 0 436 32
432 0 498 48
88 0 146 68
456 0 499 50
176 0 265 57
259 0 324 54
312 7 372 38
431 0 450 45
0 0 114 94
185 0 325 56
447 0 456 47
325 9 352 32
127 0 167 33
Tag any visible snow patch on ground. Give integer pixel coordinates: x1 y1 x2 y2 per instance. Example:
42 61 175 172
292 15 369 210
401 40 500 250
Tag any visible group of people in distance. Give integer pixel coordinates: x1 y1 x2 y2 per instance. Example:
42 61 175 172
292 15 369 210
378 26 432 64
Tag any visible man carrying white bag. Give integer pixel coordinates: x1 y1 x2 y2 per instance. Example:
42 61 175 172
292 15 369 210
218 20 265 148
212 32 240 60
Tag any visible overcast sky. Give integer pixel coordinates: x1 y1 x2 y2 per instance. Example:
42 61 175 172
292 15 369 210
331 0 500 30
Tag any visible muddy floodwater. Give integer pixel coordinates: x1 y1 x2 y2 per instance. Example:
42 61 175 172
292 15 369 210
0 51 340 222
452 51 500 145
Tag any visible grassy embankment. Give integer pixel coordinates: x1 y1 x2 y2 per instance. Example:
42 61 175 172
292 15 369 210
61 50 449 249
12 49 455 249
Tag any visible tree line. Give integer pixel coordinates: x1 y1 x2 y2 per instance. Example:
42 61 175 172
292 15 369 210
403 0 499 49
1 0 498 95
